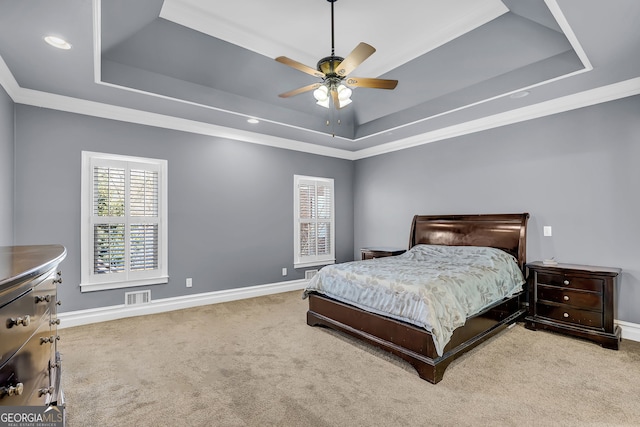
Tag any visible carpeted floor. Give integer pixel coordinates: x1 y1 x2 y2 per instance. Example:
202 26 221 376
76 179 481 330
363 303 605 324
59 291 640 426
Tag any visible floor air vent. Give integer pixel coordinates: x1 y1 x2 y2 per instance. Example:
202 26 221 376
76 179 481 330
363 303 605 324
125 290 151 306
305 270 318 280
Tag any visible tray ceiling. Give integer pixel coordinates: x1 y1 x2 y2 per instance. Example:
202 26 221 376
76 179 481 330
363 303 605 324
0 0 639 159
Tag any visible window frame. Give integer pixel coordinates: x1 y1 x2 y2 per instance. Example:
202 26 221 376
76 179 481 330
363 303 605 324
293 174 335 269
80 151 168 292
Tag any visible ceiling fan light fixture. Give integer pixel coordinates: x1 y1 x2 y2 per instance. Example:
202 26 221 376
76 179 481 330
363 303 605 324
313 84 329 101
337 84 352 101
337 84 352 108
337 97 352 108
316 97 331 108
314 85 331 108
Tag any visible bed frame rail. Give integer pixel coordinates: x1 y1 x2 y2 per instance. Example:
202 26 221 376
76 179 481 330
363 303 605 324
308 292 526 384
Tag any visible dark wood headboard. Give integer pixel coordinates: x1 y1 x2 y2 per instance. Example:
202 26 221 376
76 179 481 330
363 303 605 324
408 213 530 271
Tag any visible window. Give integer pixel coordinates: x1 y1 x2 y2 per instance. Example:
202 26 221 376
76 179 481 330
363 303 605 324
294 175 335 268
81 151 168 292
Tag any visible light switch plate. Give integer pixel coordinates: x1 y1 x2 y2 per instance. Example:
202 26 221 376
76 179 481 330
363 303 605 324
543 226 552 237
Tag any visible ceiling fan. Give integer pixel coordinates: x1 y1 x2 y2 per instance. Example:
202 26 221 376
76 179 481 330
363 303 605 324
275 0 398 110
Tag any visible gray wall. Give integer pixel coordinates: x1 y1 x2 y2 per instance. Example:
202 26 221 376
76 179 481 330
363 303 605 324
11 95 640 325
354 95 640 324
0 85 13 245
13 106 354 312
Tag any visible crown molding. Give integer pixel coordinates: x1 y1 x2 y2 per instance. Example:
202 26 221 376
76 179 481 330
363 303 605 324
0 53 20 99
352 76 640 160
2 51 639 161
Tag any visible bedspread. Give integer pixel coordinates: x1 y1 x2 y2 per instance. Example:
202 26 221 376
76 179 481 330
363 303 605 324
303 244 525 356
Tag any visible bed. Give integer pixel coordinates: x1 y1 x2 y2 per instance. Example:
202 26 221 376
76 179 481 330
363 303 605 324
303 213 530 384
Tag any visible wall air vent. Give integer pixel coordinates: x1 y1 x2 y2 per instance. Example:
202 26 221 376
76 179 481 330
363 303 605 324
305 270 318 280
125 290 151 306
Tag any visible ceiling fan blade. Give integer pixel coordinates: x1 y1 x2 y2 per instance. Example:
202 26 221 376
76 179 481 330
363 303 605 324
330 88 350 110
278 83 322 98
275 56 325 78
335 42 376 77
330 88 343 109
346 77 398 90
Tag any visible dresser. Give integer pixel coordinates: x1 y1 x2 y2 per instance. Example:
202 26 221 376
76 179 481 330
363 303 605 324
0 245 66 411
524 261 621 349
360 247 406 260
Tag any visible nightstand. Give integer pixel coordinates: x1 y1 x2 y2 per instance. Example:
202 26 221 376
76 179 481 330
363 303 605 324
361 247 406 260
524 261 621 349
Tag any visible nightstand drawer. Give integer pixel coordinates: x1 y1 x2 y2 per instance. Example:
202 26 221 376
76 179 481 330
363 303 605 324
537 285 602 310
536 272 603 293
536 303 602 329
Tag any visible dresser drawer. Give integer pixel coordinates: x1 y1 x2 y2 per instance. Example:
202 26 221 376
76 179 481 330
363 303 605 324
536 272 603 293
0 274 55 368
0 321 53 406
537 285 602 310
0 245 66 408
536 303 603 329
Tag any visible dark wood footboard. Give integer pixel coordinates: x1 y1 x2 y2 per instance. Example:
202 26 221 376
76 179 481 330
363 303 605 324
307 292 526 384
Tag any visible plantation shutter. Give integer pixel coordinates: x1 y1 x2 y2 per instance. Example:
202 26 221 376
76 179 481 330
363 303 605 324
129 169 159 271
93 166 126 274
294 175 335 267
83 153 166 291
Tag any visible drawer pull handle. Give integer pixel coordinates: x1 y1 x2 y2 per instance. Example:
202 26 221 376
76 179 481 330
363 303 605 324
38 386 54 397
53 277 63 284
50 318 61 326
563 295 570 301
40 335 61 344
563 312 569 318
35 294 51 304
563 280 570 285
0 383 24 397
7 315 31 328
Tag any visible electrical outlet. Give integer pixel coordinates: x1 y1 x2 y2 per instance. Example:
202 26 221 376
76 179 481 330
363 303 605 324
186 278 192 288
543 226 552 237
282 268 287 276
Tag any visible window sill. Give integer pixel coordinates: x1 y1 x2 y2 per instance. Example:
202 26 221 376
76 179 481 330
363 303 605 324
80 276 169 293
294 260 335 269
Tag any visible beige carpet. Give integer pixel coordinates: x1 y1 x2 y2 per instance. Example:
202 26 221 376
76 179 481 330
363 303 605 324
59 291 640 426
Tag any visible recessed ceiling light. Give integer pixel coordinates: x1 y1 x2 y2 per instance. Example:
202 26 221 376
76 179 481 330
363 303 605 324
510 91 530 99
44 35 72 50
247 118 259 124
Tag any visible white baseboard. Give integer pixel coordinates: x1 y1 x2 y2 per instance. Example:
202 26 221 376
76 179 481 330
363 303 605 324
58 279 308 329
57 280 640 344
616 320 640 343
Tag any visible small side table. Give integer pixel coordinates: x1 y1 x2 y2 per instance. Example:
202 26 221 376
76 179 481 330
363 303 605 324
524 261 621 350
361 247 406 260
